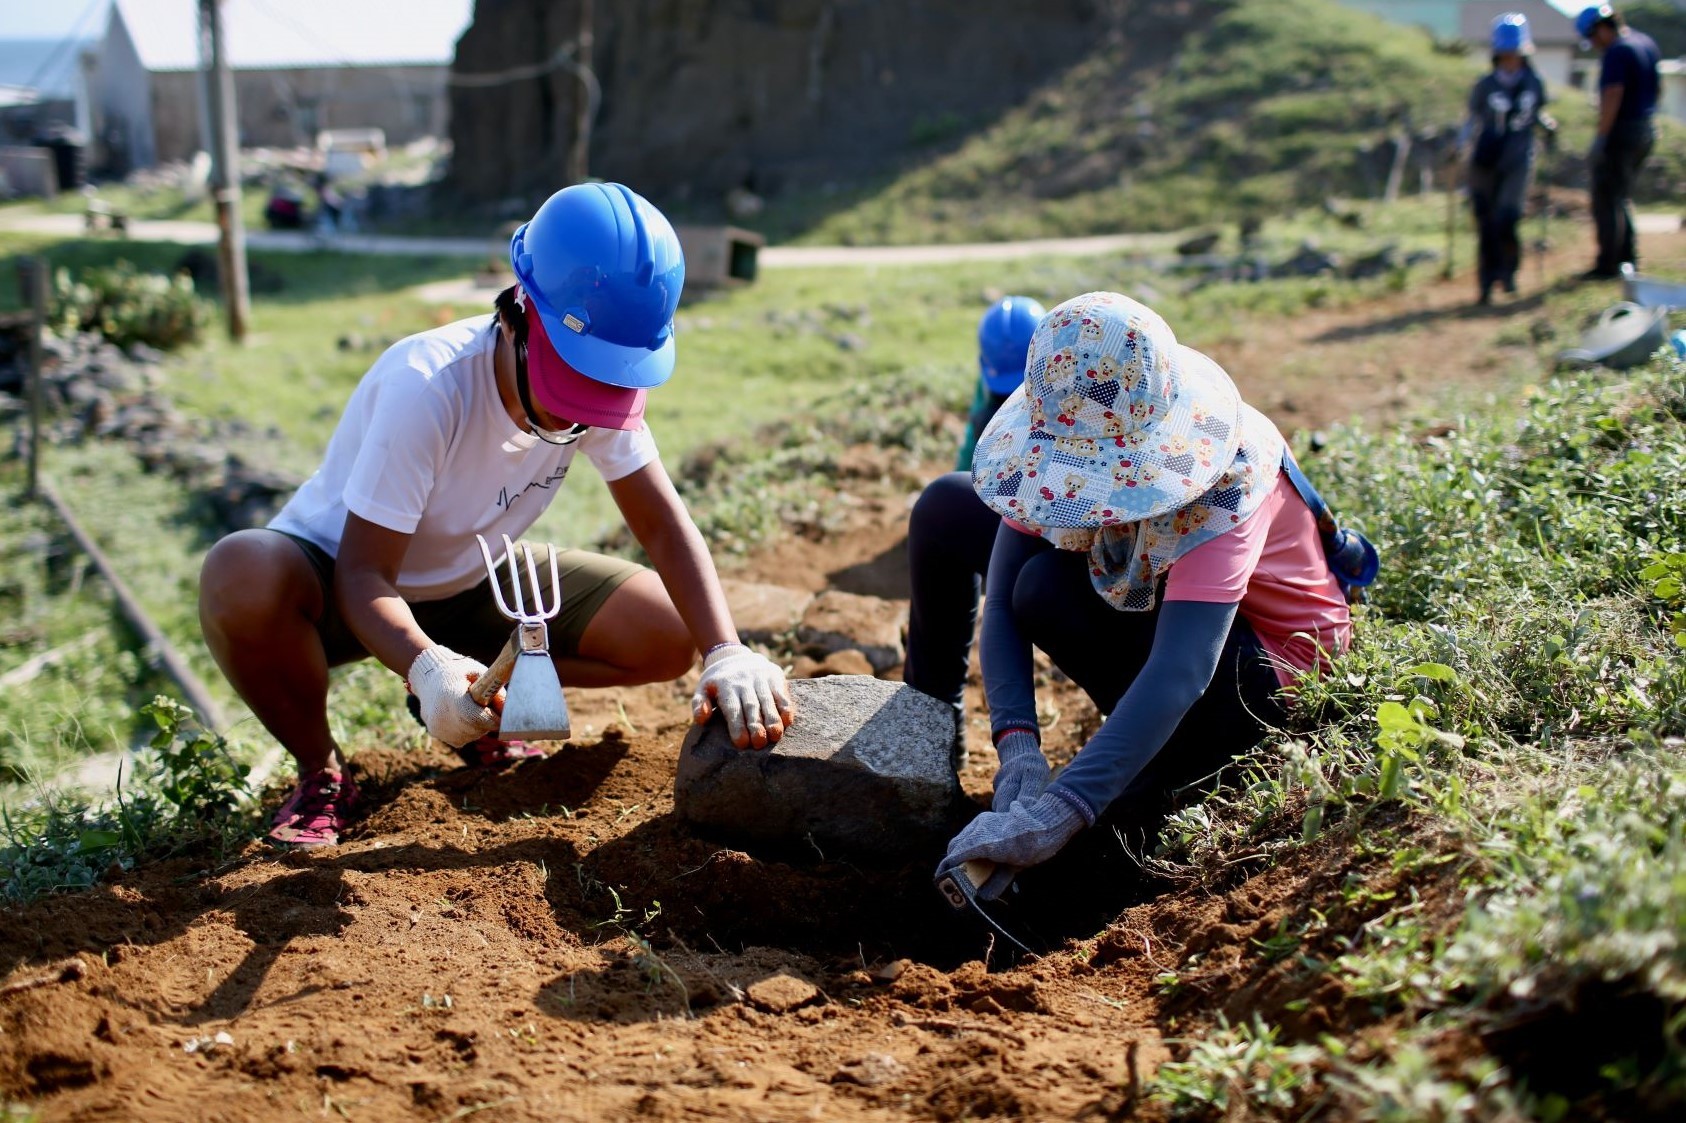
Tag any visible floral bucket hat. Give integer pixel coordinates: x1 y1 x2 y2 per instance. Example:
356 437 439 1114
971 291 1286 611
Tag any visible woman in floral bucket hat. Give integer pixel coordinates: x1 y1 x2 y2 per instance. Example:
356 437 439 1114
933 291 1352 900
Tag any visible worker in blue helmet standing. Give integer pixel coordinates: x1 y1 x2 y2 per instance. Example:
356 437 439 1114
1461 12 1556 305
904 296 1045 747
1577 4 1661 279
200 182 795 848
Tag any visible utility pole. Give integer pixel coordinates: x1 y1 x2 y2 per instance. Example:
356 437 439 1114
199 0 249 341
567 0 595 184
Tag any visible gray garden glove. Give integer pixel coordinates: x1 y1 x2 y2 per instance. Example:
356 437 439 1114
408 645 499 749
991 729 1052 814
1588 134 1607 168
935 791 1089 901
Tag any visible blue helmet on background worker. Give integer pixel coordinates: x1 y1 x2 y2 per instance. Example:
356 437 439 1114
1577 4 1617 41
977 296 1047 396
1491 12 1532 55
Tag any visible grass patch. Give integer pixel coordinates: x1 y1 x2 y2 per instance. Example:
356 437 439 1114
745 0 1686 247
1143 353 1686 1115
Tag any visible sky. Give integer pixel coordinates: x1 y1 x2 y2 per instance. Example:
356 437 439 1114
0 0 475 66
0 0 1602 44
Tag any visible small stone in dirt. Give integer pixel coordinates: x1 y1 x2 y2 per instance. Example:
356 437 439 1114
720 578 813 645
746 971 821 1014
797 590 907 674
831 1052 905 1088
792 648 875 679
675 676 961 858
873 958 912 983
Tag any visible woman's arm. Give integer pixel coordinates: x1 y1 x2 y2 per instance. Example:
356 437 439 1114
337 512 501 749
335 513 431 675
608 460 794 748
937 597 1242 899
607 460 737 652
1047 598 1238 821
979 521 1049 738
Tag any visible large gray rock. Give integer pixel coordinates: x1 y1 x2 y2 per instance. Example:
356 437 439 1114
675 676 961 859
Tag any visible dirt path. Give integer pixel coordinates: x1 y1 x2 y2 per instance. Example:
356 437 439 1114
0 214 1672 1121
1201 222 1686 437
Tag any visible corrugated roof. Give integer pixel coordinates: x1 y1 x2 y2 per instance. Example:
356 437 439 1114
110 0 473 72
1458 1 1579 46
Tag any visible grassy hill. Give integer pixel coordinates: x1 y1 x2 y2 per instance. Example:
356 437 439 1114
762 0 1683 245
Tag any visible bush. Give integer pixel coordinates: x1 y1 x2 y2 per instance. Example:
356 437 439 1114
0 697 253 901
51 260 209 351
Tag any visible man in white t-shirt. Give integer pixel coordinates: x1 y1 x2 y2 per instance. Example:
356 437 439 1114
199 183 794 847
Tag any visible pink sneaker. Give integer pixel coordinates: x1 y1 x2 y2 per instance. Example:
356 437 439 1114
456 735 546 769
267 769 360 848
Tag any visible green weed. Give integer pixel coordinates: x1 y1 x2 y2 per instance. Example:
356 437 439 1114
0 696 253 901
51 260 208 350
1149 1015 1323 1117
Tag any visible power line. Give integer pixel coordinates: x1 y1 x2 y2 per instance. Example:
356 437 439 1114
246 0 358 68
448 40 580 87
23 0 108 95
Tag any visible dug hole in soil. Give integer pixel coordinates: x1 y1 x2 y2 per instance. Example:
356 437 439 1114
5 246 1644 1120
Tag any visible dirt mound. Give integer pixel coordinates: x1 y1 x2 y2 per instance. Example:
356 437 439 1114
0 745 1460 1121
0 447 1404 1120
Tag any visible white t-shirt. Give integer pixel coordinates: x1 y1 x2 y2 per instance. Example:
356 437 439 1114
270 315 659 600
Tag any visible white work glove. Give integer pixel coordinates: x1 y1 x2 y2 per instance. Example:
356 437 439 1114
691 642 795 750
407 645 500 749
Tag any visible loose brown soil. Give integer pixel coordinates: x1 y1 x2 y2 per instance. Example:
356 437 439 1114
3 224 1681 1121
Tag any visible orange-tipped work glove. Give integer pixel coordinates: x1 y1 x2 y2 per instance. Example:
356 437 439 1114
691 642 795 749
408 645 500 749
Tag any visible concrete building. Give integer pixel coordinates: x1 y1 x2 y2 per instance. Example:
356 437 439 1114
1342 1 1582 87
1661 58 1686 122
82 0 470 173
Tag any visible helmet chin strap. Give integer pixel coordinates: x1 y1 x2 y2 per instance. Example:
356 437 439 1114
513 341 588 446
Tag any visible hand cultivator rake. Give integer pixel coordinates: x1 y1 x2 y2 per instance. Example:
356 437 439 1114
469 534 571 740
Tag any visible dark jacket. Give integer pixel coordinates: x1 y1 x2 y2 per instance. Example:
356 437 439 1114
1468 65 1549 173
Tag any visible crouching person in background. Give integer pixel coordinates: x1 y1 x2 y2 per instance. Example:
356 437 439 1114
903 296 1044 739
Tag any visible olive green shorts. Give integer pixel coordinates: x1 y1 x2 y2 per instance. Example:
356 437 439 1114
279 533 644 668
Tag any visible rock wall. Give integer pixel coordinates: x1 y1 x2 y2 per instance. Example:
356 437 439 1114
447 0 1118 209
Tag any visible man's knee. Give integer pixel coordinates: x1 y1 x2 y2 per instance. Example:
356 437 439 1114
200 531 315 638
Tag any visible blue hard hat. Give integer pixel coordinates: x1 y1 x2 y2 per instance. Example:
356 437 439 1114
1491 12 1531 55
1577 4 1616 40
509 182 685 389
977 296 1047 396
